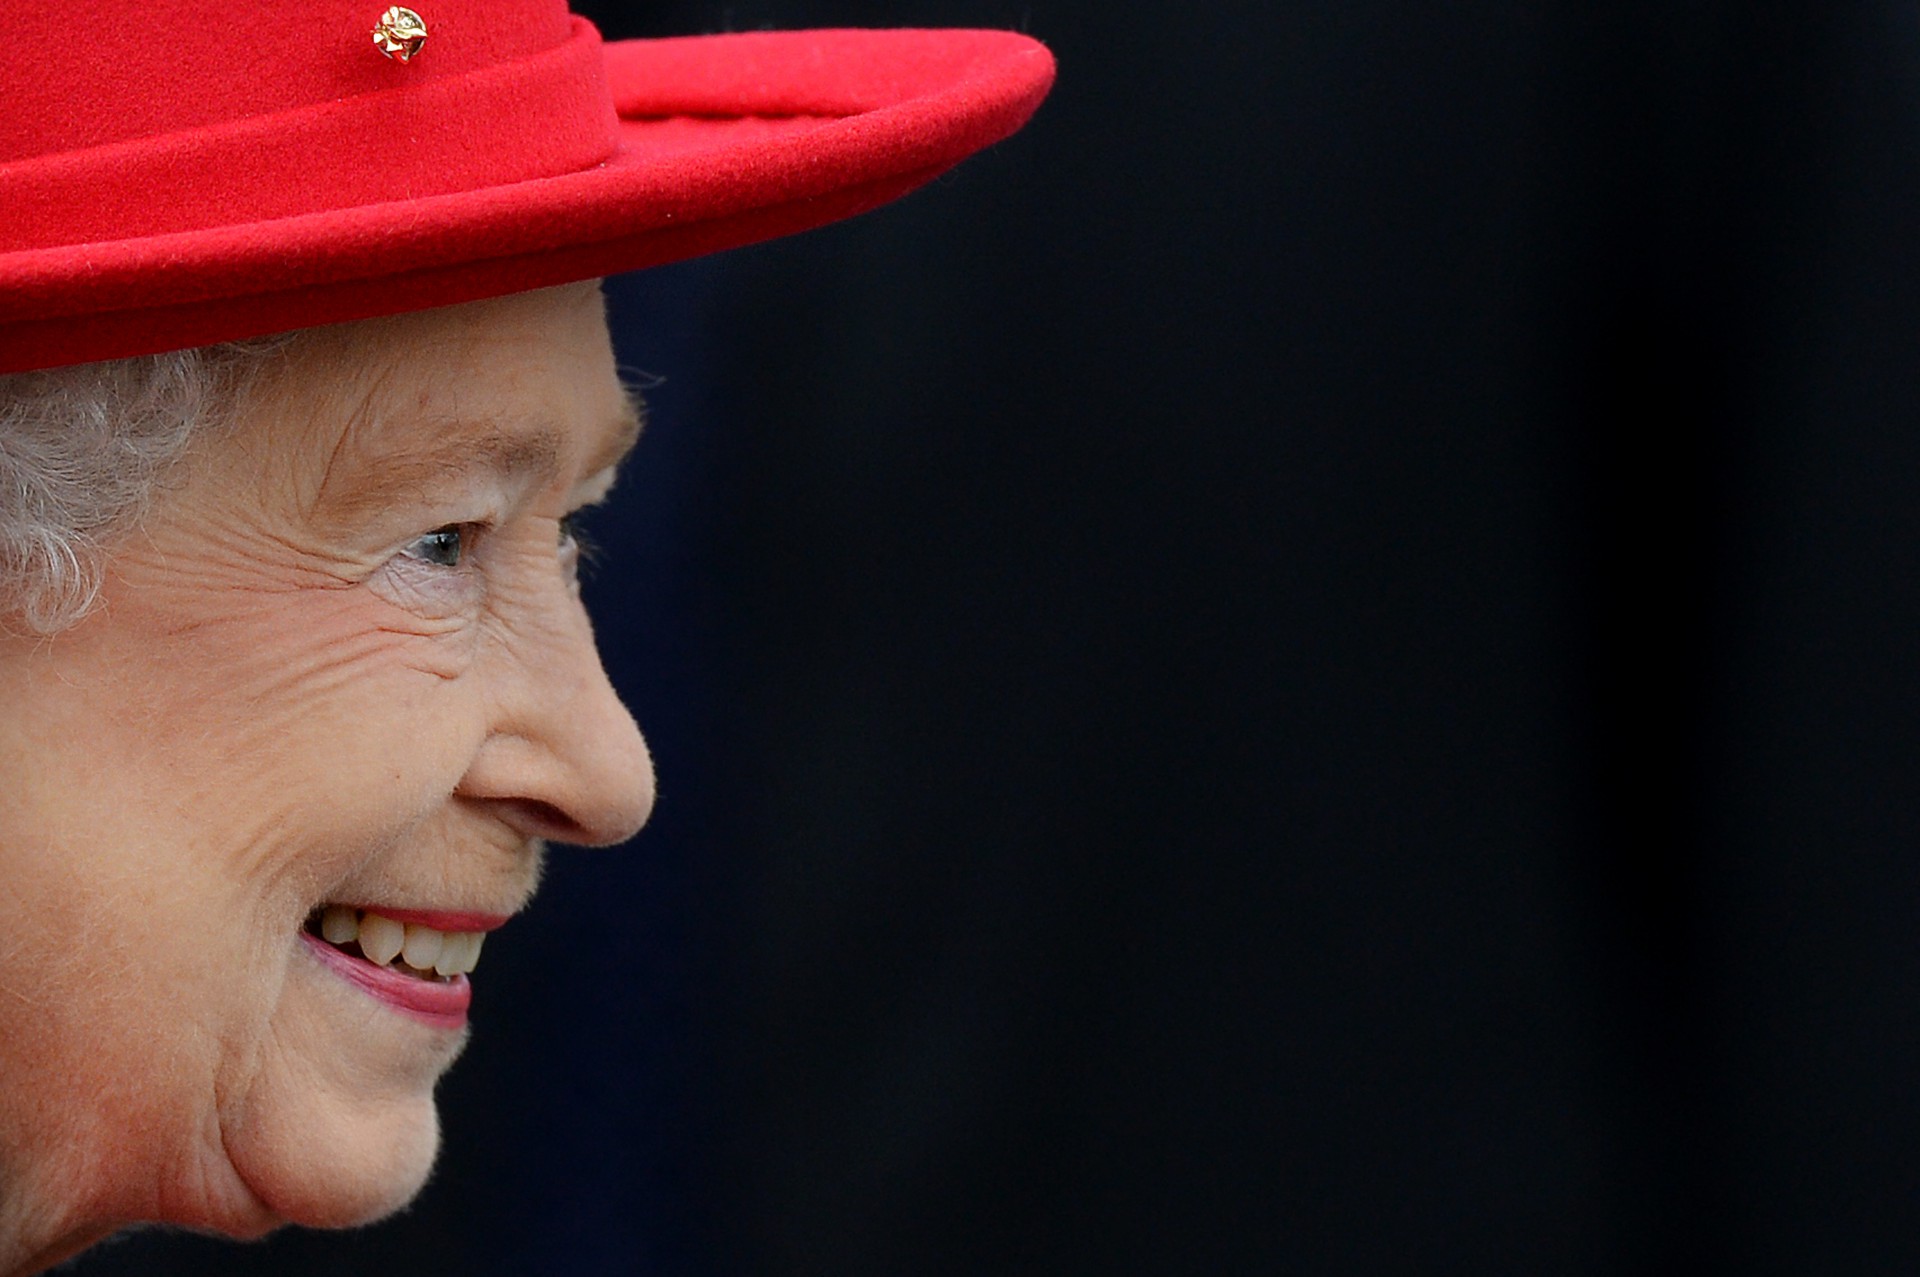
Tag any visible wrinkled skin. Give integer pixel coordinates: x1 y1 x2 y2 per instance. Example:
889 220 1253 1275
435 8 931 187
0 283 654 1275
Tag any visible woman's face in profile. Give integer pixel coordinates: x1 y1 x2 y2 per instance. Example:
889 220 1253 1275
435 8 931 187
0 282 653 1260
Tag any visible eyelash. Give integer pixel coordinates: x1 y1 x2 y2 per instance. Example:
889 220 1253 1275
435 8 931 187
558 511 599 564
403 514 593 571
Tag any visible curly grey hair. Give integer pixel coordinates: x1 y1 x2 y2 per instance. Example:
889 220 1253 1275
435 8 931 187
0 344 276 634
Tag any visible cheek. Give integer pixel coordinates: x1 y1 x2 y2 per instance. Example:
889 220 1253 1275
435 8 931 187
0 580 485 1056
197 615 463 761
0 578 491 1223
81 581 488 897
0 818 292 1233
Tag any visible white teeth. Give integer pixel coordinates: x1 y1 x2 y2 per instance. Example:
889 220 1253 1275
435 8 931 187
434 930 476 977
401 923 443 972
357 913 405 966
320 905 360 945
316 907 489 977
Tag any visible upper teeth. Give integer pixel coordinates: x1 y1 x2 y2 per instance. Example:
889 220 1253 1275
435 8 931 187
319 905 486 977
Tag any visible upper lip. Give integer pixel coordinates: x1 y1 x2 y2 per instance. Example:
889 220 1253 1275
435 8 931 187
330 904 513 933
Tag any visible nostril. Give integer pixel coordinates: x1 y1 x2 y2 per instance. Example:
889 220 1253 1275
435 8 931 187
488 795 651 847
491 797 585 843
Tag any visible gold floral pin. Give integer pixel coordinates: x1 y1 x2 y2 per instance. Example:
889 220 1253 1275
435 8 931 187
372 6 428 62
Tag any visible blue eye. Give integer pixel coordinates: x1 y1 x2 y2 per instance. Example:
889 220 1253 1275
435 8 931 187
406 526 467 568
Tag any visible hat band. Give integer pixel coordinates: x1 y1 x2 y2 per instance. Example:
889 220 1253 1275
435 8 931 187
0 16 620 254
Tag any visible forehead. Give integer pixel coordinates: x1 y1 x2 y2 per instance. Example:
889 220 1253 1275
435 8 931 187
242 284 637 505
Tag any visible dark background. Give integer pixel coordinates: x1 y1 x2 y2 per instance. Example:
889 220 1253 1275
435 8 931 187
76 1 1920 1273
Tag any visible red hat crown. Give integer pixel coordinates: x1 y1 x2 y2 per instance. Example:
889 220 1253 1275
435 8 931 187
0 0 615 251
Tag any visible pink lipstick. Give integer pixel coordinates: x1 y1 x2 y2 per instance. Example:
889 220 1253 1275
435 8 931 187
340 905 509 933
300 931 471 1029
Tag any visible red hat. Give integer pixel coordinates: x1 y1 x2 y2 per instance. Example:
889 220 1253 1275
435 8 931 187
0 0 1054 373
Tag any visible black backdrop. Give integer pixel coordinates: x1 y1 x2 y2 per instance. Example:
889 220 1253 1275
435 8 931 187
74 1 1920 1273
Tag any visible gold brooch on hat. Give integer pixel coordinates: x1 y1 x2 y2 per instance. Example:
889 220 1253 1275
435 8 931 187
372 6 428 62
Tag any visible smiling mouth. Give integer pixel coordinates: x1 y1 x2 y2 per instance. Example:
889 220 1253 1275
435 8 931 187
300 905 496 1028
302 905 487 980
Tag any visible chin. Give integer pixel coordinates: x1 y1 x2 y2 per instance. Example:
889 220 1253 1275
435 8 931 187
198 945 473 1232
219 1090 444 1231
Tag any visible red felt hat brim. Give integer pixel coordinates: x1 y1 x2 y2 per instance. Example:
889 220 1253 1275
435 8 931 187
0 28 1054 373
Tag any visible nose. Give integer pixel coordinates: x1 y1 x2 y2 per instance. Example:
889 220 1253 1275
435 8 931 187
456 589 655 847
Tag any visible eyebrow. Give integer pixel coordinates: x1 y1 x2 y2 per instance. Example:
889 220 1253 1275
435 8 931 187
317 396 645 524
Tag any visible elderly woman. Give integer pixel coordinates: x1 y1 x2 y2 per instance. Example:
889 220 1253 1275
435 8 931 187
0 2 1050 1271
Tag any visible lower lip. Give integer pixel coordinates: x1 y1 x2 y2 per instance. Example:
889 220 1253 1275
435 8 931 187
300 932 471 1029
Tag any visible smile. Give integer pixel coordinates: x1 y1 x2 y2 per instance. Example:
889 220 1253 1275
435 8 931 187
299 905 506 1028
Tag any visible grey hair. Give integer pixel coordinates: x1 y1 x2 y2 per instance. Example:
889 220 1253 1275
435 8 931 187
0 344 278 634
